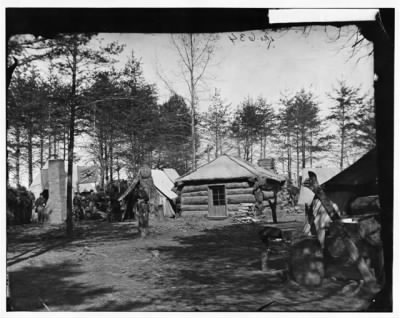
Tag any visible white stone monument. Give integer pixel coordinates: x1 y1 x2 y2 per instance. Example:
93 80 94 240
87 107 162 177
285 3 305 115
47 159 67 224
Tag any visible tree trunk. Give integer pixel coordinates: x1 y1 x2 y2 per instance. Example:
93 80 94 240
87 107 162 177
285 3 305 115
215 130 218 158
63 124 67 161
287 137 292 182
28 128 33 186
340 126 345 170
53 131 57 158
104 137 109 182
340 102 345 170
219 133 223 155
15 127 21 186
99 134 104 189
48 103 52 159
66 39 78 237
190 34 197 171
263 134 267 158
48 129 52 159
301 129 306 169
309 131 313 167
116 157 120 183
109 139 113 182
296 130 300 186
66 102 75 237
40 134 44 168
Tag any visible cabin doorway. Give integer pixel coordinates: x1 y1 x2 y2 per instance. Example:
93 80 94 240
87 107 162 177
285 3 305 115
208 185 227 217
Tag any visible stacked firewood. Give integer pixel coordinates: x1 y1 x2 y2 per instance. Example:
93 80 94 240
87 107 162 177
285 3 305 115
238 203 254 214
232 203 260 223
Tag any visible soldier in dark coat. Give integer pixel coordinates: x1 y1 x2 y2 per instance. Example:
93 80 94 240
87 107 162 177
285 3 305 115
35 193 46 223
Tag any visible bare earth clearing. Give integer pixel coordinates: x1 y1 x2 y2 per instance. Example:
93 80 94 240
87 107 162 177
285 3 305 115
7 211 374 312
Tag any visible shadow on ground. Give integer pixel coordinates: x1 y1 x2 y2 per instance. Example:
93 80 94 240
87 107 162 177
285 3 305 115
7 221 140 266
146 222 370 311
9 260 114 311
7 219 372 311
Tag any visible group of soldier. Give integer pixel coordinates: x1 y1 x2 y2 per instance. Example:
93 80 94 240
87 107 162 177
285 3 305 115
33 187 124 224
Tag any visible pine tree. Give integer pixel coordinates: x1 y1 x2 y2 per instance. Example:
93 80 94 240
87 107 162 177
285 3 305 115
277 94 295 181
231 98 263 162
201 90 231 159
352 96 376 151
157 94 192 174
327 81 364 169
255 97 276 159
48 33 124 236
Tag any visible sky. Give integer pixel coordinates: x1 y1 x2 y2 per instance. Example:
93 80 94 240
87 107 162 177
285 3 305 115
97 25 374 116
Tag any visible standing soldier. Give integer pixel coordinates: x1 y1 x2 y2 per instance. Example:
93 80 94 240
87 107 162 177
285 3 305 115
35 193 46 223
136 183 150 238
73 192 83 222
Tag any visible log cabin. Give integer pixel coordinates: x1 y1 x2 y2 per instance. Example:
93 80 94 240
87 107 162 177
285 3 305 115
174 154 285 218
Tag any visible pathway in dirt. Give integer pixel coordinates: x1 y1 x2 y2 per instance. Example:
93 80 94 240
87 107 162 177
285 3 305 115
7 216 374 311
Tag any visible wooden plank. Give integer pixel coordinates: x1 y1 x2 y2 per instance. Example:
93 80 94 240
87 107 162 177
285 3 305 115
227 194 256 204
226 187 253 195
181 190 209 197
182 204 209 211
182 182 250 193
182 184 209 193
225 182 250 189
181 196 208 205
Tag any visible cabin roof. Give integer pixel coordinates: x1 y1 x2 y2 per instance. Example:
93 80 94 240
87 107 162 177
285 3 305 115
176 154 285 184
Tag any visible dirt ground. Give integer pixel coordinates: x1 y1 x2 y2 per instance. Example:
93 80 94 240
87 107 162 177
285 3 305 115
7 210 377 312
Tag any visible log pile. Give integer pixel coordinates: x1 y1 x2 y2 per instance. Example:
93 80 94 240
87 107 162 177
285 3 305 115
238 203 254 214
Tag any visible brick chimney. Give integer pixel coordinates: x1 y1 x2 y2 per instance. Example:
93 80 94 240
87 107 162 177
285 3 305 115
258 158 276 171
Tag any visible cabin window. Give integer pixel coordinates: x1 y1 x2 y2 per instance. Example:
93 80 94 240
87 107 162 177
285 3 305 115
210 185 226 206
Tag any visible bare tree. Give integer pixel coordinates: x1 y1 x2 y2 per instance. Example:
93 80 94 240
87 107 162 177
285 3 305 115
169 34 218 170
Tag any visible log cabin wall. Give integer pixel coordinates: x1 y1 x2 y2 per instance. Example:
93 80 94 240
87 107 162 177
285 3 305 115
180 179 274 216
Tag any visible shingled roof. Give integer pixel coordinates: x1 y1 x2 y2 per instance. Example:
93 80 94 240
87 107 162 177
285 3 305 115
176 154 285 184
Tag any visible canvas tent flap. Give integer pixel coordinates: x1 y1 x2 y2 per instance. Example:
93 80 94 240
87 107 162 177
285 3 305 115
323 148 378 195
163 168 180 182
118 169 177 202
152 170 178 200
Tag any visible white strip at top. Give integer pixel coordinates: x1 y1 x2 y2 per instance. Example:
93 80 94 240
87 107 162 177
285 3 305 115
269 9 379 24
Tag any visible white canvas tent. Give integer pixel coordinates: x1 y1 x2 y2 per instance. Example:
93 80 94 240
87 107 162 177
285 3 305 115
297 167 339 206
119 168 180 218
29 161 97 199
152 169 178 217
163 168 180 183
